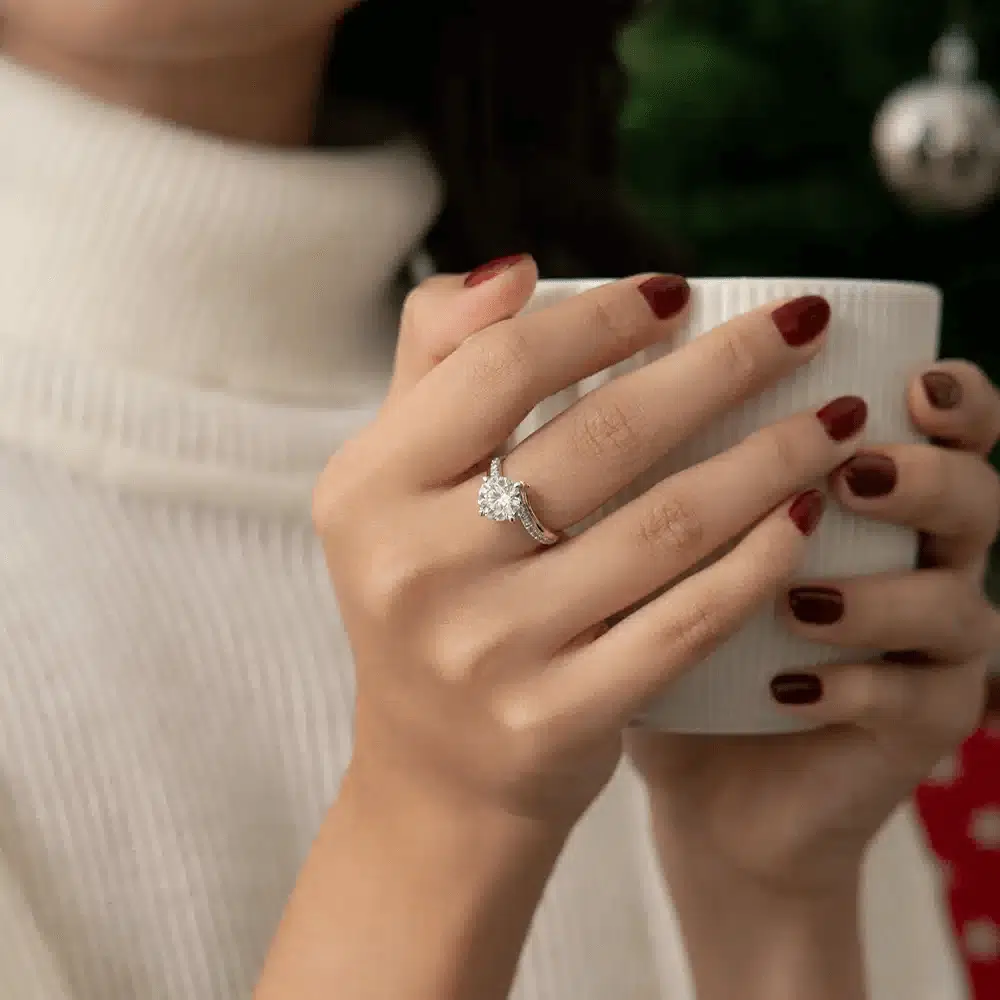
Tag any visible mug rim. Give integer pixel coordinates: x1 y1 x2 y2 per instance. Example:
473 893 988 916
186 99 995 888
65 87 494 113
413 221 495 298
534 276 942 299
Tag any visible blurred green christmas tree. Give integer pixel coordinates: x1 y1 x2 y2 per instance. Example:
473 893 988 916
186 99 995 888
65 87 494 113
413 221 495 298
618 0 1000 377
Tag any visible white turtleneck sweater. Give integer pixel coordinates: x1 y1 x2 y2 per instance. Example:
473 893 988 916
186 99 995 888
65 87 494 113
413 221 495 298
0 57 967 1000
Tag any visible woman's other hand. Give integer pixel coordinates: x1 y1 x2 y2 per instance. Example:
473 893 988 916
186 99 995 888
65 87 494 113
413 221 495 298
629 360 1000 1000
316 261 866 832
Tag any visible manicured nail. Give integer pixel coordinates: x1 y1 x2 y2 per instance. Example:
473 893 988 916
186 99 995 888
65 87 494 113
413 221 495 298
929 436 960 449
788 586 844 625
817 395 868 441
638 274 691 320
922 371 962 410
771 295 831 347
841 452 898 498
882 650 934 665
771 673 823 705
788 489 825 536
464 254 528 288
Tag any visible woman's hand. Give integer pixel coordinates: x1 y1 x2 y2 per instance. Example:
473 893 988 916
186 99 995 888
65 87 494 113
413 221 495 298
628 361 1000 1000
320 262 865 829
258 260 872 1000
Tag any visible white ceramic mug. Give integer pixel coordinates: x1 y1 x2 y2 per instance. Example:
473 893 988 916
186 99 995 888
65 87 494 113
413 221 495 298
510 277 942 734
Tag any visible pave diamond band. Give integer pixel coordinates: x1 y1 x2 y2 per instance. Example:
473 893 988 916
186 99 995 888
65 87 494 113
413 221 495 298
477 457 561 546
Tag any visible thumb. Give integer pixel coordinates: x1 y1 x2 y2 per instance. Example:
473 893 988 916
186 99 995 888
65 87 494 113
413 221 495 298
387 253 538 402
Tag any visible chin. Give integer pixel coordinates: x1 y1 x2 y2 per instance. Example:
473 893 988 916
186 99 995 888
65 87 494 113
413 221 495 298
3 0 354 60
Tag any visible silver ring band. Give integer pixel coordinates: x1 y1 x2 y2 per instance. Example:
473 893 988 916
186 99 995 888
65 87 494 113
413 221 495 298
477 457 562 546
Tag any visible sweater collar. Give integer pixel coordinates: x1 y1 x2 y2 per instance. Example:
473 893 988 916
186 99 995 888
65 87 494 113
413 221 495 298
0 56 441 405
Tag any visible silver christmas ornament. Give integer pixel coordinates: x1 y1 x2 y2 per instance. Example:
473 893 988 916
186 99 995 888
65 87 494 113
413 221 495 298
872 27 1000 214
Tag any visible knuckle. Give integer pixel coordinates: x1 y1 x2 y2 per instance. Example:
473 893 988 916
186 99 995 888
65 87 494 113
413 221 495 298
635 493 706 559
715 327 761 392
399 282 429 332
490 688 553 776
589 294 645 358
466 326 532 394
311 446 365 537
845 667 887 720
660 598 722 662
754 423 805 476
431 621 509 685
355 537 433 624
572 398 645 462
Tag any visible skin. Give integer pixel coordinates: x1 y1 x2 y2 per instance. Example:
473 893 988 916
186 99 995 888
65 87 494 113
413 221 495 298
1 0 358 143
4 6 999 999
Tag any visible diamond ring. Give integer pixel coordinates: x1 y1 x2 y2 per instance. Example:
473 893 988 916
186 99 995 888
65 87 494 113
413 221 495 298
477 456 562 546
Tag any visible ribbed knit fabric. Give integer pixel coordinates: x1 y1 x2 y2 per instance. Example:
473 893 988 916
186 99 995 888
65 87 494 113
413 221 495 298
0 56 968 1000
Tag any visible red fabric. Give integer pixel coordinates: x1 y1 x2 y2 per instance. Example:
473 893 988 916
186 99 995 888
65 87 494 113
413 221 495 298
916 726 1000 1000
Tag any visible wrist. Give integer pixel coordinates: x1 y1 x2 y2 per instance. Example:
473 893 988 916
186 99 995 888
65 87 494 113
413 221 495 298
256 752 566 1000
658 829 865 1000
337 751 569 883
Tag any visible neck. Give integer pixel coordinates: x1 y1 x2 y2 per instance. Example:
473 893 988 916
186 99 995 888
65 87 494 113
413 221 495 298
1 25 334 146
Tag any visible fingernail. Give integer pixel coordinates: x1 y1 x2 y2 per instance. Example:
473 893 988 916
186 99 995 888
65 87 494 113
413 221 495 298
788 586 844 625
817 395 868 441
638 274 691 320
929 436 960 449
771 295 831 347
464 254 528 288
771 673 823 705
841 452 898 498
788 489 825 536
882 650 934 665
922 371 962 410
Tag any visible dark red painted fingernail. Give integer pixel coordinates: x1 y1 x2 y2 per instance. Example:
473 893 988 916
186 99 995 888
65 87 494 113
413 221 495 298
841 452 898 498
817 395 868 441
771 295 831 347
882 650 934 665
788 586 844 625
922 371 963 409
638 274 691 320
929 436 960 449
788 489 825 536
771 673 823 705
464 254 529 288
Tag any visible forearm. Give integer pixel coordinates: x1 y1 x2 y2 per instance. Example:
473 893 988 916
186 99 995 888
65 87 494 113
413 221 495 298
254 763 564 1000
650 818 866 1000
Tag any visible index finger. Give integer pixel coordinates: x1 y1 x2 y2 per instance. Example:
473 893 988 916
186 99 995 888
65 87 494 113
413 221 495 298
380 274 691 487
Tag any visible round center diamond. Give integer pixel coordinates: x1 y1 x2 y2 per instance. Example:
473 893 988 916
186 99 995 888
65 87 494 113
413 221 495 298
478 474 524 522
